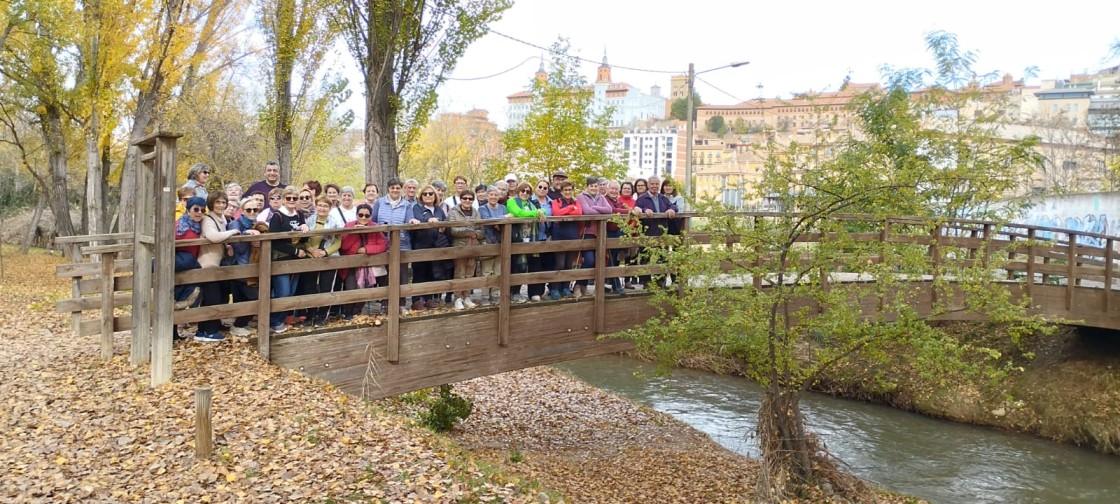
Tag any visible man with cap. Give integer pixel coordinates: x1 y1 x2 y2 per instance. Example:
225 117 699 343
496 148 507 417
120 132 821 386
548 170 567 200
504 173 518 190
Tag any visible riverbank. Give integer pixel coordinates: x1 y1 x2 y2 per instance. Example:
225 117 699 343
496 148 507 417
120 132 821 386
640 321 1120 456
0 246 918 502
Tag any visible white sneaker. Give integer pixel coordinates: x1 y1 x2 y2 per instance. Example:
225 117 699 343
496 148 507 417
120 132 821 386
463 297 477 309
454 298 465 311
513 294 527 304
230 326 252 337
530 295 541 302
572 285 583 299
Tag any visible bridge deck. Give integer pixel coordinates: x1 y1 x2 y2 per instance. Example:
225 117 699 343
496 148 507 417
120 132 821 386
54 214 1120 398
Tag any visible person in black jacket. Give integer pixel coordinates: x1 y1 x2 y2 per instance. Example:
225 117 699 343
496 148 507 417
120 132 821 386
267 185 309 333
409 185 449 311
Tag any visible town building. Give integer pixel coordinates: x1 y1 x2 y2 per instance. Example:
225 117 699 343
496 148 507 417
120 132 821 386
505 54 668 129
608 122 681 180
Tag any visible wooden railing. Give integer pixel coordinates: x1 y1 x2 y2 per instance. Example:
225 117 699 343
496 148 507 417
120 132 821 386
55 213 1120 371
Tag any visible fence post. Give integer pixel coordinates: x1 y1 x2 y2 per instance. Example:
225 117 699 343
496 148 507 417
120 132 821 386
100 251 116 361
387 230 401 363
195 387 213 459
1106 238 1114 313
929 224 942 307
594 219 607 333
1067 232 1077 310
1026 228 1036 299
257 239 272 360
752 216 762 290
499 222 512 347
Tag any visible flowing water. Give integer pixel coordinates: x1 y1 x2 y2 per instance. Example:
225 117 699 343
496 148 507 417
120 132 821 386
554 355 1120 503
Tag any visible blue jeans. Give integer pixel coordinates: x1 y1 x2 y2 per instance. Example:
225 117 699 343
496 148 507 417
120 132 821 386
269 273 299 327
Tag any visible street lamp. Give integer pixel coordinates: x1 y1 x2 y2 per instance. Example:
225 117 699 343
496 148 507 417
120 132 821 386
684 61 750 202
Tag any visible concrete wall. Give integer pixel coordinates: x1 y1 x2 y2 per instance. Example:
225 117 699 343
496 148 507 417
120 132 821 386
1016 192 1120 245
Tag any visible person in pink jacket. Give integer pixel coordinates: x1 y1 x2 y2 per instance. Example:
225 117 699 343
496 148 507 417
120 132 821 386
573 177 612 299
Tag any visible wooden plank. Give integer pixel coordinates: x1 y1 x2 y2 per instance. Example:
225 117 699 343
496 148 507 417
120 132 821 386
79 274 133 295
387 230 401 363
100 252 116 361
56 259 132 278
56 291 133 312
132 140 154 366
55 232 131 244
498 223 511 347
594 220 607 332
257 240 272 360
83 243 133 255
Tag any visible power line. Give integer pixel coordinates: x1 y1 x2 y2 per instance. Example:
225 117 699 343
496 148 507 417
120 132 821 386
489 29 681 75
446 56 538 81
696 76 744 103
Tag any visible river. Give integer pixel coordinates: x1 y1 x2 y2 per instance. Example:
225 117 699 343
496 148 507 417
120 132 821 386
554 355 1120 504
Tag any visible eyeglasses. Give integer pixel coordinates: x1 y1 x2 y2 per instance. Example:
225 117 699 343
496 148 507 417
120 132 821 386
461 197 474 201
270 196 281 201
421 191 435 196
284 196 298 201
356 212 371 218
189 207 204 213
243 207 260 213
299 195 312 200
520 188 531 193
201 171 210 175
537 185 548 190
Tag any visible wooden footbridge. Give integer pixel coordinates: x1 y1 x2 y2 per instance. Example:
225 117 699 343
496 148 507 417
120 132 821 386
52 134 1120 399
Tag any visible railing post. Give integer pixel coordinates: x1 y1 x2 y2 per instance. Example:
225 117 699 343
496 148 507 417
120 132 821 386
498 223 512 347
1026 228 1036 299
878 219 890 313
387 230 401 363
982 223 993 271
929 224 941 306
131 143 154 366
1067 232 1077 310
100 251 116 361
257 239 272 360
594 219 607 333
1106 237 1114 313
752 216 762 290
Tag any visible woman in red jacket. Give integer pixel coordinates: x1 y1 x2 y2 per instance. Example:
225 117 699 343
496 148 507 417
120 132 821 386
549 181 583 299
339 203 388 319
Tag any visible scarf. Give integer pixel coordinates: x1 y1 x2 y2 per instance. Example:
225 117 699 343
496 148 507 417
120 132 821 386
175 214 201 237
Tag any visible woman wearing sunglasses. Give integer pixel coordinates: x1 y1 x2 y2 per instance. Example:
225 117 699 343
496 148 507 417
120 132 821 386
225 196 265 337
506 181 545 303
257 187 283 223
266 185 309 333
409 185 450 311
448 191 486 310
340 203 388 319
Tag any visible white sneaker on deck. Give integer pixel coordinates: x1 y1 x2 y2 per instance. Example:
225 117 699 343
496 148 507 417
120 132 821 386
230 326 252 337
463 297 477 309
454 298 465 311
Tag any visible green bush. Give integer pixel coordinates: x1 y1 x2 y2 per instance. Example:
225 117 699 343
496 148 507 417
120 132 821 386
418 384 473 432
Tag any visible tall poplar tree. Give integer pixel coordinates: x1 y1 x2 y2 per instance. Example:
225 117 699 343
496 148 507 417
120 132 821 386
332 0 511 186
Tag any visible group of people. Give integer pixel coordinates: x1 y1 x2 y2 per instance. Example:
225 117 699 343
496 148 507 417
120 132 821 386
173 160 682 343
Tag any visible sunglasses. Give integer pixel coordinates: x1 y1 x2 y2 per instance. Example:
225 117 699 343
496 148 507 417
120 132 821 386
270 196 281 201
299 195 312 200
243 207 260 213
201 170 210 174
520 188 531 193
537 185 548 190
461 197 474 201
357 212 371 218
421 191 435 196
284 196 298 201
189 207 204 213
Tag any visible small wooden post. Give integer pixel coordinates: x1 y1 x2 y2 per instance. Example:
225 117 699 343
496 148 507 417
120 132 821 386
982 224 993 270
100 251 116 361
150 134 180 387
387 230 401 363
257 240 272 360
131 140 155 366
1026 228 1036 298
929 224 942 306
878 220 890 313
1067 232 1077 310
1105 238 1114 313
498 223 512 347
752 216 762 290
593 219 607 333
194 387 213 459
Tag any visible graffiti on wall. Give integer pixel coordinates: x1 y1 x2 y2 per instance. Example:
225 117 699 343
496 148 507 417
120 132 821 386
1018 193 1118 247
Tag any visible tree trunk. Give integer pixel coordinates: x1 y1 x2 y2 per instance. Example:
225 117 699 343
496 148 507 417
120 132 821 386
85 113 104 243
21 192 46 254
118 84 158 234
40 103 75 240
363 78 398 186
758 385 815 490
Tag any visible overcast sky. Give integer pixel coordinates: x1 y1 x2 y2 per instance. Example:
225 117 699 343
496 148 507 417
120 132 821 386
337 0 1119 130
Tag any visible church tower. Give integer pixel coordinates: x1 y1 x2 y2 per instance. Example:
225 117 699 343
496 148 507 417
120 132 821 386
596 50 611 83
534 56 547 83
